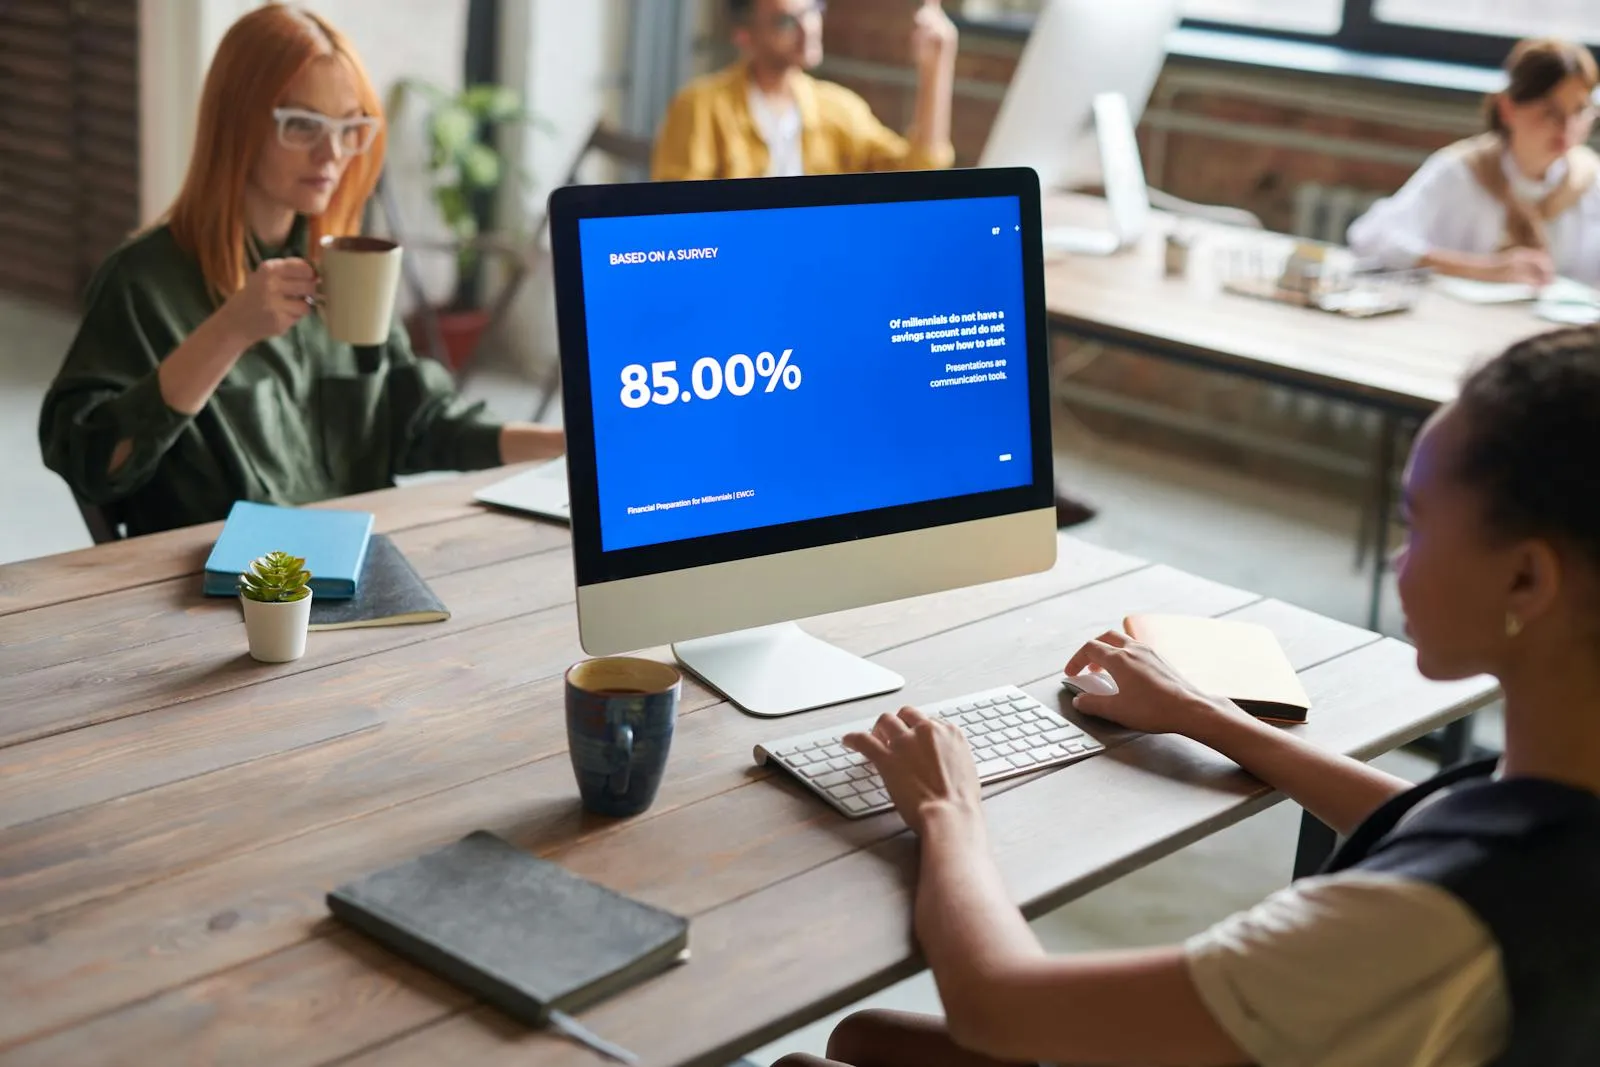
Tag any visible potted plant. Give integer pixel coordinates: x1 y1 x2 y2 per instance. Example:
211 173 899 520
388 79 543 372
239 551 314 663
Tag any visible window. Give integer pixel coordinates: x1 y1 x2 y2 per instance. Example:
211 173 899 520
955 0 1600 69
1181 1 1340 36
1375 0 1600 41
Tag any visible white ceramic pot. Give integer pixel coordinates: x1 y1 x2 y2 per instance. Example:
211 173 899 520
240 592 313 663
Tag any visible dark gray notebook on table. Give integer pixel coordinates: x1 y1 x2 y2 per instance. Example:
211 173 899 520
326 831 689 1025
307 534 448 631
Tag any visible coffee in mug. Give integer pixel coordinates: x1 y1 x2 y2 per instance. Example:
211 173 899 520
318 235 402 346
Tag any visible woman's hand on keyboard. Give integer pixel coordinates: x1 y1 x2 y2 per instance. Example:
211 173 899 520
1064 631 1238 737
842 707 983 836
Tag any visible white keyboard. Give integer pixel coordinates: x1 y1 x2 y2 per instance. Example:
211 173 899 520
753 686 1105 818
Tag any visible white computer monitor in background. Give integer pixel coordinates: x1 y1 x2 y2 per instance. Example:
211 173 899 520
979 0 1179 251
548 168 1058 718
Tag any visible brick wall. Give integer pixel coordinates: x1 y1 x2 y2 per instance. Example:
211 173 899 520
821 0 1483 221
818 1 1487 494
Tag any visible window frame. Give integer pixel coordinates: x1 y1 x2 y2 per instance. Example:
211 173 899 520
962 0 1598 71
1185 0 1518 68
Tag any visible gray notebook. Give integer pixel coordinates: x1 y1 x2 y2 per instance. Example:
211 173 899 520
307 534 448 631
326 831 689 1025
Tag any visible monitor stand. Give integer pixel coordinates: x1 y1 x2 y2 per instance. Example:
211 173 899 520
1042 225 1124 256
672 622 905 718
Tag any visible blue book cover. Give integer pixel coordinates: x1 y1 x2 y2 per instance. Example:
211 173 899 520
203 501 375 599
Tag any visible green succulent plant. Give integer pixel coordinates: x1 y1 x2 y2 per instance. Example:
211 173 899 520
239 551 312 604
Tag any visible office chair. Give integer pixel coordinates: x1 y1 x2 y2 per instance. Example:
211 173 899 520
375 121 655 419
75 494 125 544
525 122 655 420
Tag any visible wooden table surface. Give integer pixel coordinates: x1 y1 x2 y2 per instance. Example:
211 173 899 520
0 471 1498 1066
1042 193 1550 413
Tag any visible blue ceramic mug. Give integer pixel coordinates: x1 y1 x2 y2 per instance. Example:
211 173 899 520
564 657 682 817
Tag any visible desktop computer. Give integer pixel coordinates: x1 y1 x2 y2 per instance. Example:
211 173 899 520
979 0 1180 255
547 167 1058 718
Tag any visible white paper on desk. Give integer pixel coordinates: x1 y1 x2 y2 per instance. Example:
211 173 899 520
1540 277 1600 306
1434 275 1600 306
1432 277 1539 304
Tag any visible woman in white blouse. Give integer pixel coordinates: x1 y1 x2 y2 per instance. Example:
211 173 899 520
1349 37 1600 286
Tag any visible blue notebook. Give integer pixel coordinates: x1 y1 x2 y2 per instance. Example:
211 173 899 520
203 501 375 600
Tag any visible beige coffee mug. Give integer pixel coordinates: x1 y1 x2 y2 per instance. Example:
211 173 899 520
318 235 403 346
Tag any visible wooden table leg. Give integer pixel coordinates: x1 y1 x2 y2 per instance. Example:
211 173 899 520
1365 412 1398 633
1294 810 1339 879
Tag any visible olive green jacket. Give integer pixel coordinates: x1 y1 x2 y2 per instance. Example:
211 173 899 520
39 219 502 536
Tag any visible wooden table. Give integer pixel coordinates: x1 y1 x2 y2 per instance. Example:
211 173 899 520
0 472 1497 1067
1042 193 1547 631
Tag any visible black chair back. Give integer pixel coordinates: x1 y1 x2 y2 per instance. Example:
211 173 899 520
75 495 125 544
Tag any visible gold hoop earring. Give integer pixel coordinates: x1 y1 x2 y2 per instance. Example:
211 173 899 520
1506 613 1524 638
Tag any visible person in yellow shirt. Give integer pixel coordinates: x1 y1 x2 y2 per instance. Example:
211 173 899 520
652 0 1098 527
653 0 959 181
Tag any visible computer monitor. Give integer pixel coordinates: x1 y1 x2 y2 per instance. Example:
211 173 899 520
978 0 1179 193
548 168 1057 717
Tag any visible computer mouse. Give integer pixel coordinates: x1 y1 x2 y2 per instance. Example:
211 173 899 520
1061 671 1119 698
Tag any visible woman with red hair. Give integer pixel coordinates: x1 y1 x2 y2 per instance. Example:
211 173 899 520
39 4 562 536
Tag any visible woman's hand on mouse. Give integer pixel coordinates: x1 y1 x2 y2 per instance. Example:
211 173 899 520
222 257 319 346
1064 630 1240 736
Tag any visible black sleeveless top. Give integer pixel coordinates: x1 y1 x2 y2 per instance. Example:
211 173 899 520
1321 760 1600 1067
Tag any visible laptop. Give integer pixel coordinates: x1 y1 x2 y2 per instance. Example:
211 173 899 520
472 457 571 524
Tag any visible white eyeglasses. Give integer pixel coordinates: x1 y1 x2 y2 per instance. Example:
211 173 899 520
272 107 382 155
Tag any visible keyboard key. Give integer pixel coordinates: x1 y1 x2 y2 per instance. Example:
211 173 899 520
842 796 871 814
1007 752 1037 768
1002 727 1025 741
1010 700 1038 713
1041 728 1074 744
1021 721 1045 736
1037 744 1066 761
862 789 890 807
994 741 1019 756
801 762 832 779
975 757 1013 778
956 702 979 713
818 770 851 789
846 766 872 781
789 750 815 766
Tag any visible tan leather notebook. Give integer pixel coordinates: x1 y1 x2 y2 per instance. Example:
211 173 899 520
1124 613 1311 724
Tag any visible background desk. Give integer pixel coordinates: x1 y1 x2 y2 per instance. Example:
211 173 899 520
1042 193 1547 629
0 472 1495 1066
1043 194 1545 765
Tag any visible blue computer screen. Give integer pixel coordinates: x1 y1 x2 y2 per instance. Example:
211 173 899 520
578 195 1032 553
